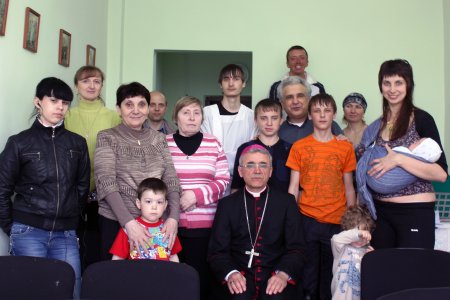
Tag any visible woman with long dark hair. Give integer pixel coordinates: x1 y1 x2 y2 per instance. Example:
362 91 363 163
357 59 447 249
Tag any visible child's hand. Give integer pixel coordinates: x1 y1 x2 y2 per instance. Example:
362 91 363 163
358 230 372 242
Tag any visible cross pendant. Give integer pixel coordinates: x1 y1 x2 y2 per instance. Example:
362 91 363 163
245 248 260 268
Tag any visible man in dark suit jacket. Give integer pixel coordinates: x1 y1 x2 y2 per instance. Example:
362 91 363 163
208 144 306 299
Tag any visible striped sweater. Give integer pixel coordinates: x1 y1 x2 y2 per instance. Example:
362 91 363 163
166 133 230 229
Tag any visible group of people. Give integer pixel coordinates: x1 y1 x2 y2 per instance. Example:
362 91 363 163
0 44 447 300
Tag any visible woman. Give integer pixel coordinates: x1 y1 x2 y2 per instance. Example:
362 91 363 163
0 77 90 297
66 66 121 194
94 82 181 260
166 96 230 300
65 66 121 267
342 92 368 148
358 59 447 249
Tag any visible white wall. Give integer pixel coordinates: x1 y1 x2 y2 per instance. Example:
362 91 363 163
106 0 447 147
0 0 108 254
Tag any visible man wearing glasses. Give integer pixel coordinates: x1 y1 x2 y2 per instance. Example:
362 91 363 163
208 145 306 299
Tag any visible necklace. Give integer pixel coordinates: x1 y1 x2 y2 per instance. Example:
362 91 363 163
386 121 394 133
243 188 269 268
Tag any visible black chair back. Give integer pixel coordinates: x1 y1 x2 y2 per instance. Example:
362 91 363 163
361 248 450 300
0 255 75 299
81 259 200 300
378 287 450 300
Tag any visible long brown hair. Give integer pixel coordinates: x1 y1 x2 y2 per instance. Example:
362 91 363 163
378 59 416 140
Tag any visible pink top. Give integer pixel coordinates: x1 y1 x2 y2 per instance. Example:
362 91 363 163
166 133 230 229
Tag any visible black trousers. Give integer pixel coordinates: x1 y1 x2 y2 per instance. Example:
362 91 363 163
301 214 340 300
214 269 298 300
98 215 121 261
77 201 102 272
372 200 435 249
178 228 213 300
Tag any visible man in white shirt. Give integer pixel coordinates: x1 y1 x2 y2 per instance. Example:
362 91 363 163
201 64 257 187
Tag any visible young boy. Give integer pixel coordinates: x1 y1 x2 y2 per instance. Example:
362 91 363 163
110 178 182 261
331 205 375 300
231 98 292 193
286 93 356 299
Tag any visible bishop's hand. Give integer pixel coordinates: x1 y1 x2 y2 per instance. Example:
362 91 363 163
227 271 247 294
266 271 289 295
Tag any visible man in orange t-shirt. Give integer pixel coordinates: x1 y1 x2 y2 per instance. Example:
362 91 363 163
286 93 356 300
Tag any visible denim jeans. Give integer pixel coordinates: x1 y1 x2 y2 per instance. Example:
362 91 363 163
9 222 81 299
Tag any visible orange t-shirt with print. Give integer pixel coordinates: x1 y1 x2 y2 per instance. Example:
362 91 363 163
286 135 356 224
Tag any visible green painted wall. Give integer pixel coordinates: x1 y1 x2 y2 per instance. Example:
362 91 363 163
0 0 108 254
0 0 449 253
106 0 447 148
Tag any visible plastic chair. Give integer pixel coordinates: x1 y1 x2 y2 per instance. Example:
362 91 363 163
378 287 450 300
0 255 75 299
81 259 200 300
360 248 450 300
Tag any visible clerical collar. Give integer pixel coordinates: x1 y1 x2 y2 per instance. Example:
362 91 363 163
245 186 267 198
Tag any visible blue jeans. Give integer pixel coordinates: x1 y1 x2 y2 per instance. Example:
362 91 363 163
9 222 81 299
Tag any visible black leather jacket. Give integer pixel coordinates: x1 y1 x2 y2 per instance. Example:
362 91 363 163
0 119 90 234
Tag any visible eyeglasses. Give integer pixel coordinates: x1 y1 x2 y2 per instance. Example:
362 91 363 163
240 162 270 170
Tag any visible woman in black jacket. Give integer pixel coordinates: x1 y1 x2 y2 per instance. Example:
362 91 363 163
0 77 90 298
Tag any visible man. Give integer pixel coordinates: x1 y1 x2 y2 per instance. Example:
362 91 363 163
202 64 257 182
278 76 342 145
269 45 325 102
208 145 306 299
146 91 176 134
231 99 291 193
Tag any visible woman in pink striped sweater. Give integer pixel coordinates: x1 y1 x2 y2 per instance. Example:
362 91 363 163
166 96 230 300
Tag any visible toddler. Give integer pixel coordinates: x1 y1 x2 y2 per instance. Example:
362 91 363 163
110 178 182 261
331 205 375 300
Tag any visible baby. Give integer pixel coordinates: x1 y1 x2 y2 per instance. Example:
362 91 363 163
331 205 375 300
392 137 442 163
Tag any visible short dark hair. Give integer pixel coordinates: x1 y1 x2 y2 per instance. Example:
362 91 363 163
340 205 375 232
308 93 337 114
35 77 73 102
218 64 246 84
286 45 308 62
116 82 150 106
254 98 282 119
137 178 168 200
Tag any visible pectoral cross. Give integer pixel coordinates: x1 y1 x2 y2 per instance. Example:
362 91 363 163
245 248 260 268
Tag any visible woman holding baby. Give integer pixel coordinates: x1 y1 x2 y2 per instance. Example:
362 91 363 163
357 59 447 249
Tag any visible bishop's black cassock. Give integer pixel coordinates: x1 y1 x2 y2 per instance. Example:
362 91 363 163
208 187 306 299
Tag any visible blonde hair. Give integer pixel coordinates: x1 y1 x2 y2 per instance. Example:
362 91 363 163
340 205 375 232
172 96 203 125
